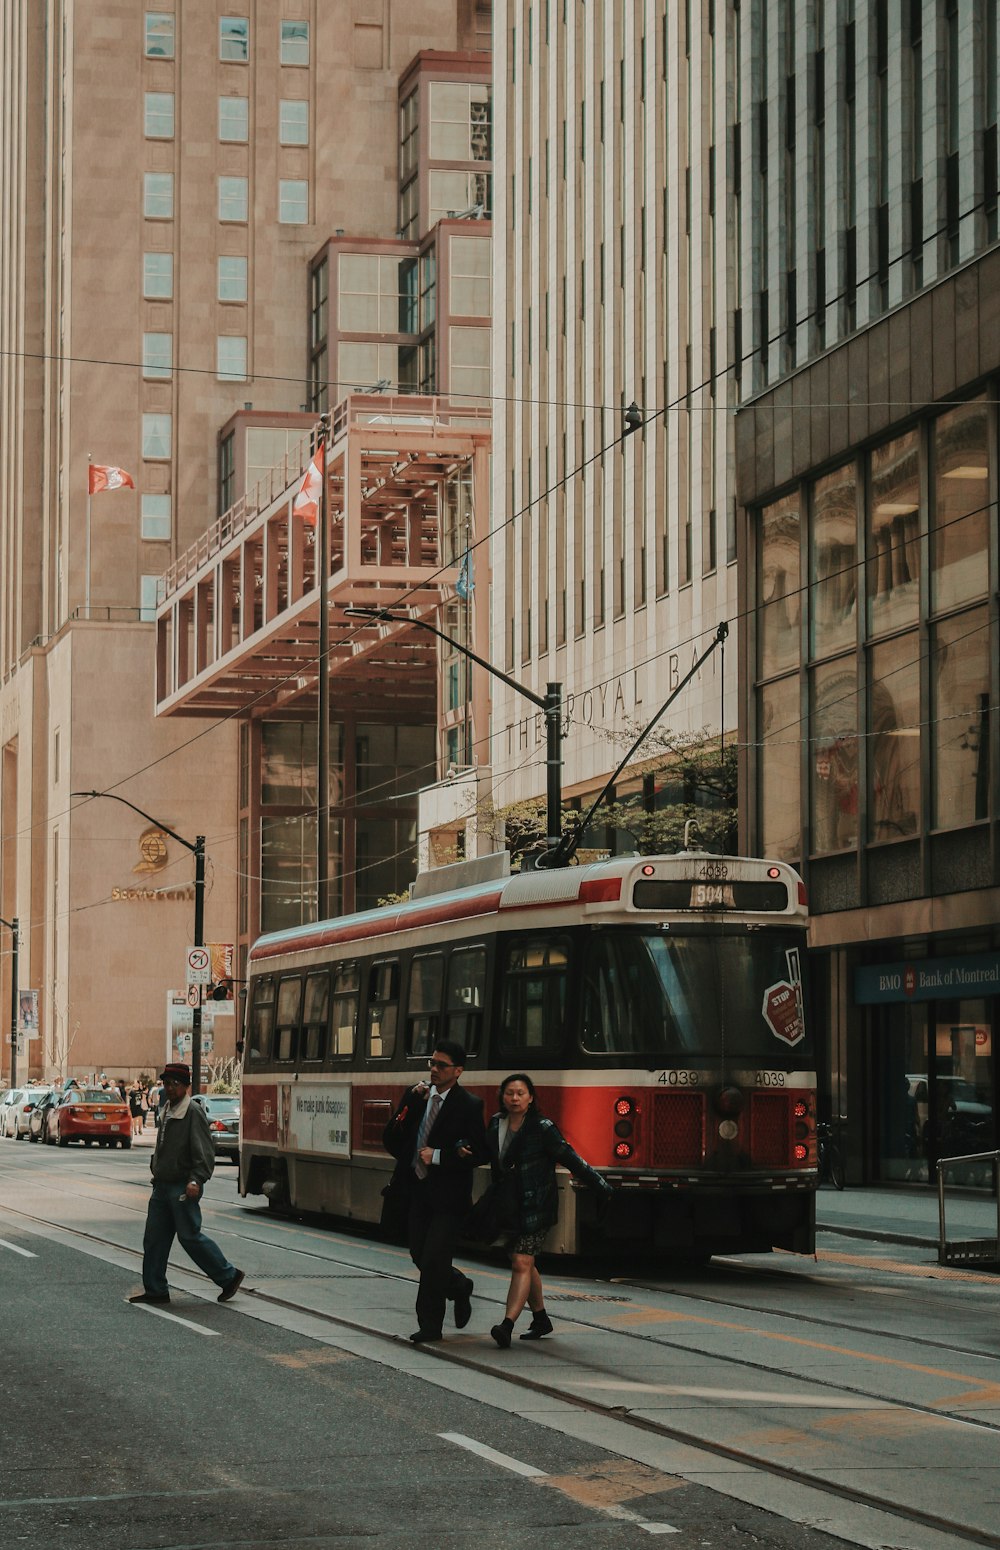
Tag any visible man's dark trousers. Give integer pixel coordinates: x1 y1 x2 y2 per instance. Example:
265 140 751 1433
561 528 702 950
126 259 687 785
408 1178 473 1334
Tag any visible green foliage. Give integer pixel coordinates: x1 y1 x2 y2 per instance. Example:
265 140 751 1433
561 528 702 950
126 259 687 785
496 729 738 863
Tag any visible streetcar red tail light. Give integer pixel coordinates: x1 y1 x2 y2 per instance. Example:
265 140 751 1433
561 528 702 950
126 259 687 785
614 1140 633 1160
614 1096 635 1117
578 878 622 904
793 1143 808 1161
767 866 781 879
797 881 808 906
641 864 655 876
793 1100 808 1118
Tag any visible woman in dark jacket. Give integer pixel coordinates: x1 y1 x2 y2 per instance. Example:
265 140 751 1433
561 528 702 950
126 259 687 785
485 1072 612 1348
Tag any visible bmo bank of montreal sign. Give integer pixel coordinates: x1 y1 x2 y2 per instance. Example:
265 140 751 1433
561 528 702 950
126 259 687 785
855 952 1000 1005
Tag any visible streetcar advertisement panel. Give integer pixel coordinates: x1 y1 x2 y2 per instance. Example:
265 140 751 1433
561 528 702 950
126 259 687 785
279 1081 351 1157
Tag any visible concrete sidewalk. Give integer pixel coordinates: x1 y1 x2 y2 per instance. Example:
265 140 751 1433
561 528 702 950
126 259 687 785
816 1181 1000 1251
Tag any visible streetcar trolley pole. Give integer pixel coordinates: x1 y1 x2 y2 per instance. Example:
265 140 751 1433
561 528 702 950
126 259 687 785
72 791 207 1094
0 915 19 1088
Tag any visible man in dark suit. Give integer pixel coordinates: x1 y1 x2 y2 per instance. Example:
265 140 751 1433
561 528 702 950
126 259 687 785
383 1039 486 1343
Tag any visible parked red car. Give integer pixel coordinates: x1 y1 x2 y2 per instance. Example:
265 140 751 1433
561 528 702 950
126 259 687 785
44 1088 132 1148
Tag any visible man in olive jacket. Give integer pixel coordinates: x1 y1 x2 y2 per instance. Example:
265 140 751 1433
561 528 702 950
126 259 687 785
128 1063 244 1306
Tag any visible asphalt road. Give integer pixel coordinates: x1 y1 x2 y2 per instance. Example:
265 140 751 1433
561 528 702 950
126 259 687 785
1 1139 998 1550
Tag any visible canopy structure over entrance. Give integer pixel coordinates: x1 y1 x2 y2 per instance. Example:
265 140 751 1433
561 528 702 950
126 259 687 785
154 394 490 729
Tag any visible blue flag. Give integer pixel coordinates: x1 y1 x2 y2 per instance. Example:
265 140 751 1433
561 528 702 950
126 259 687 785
456 548 474 599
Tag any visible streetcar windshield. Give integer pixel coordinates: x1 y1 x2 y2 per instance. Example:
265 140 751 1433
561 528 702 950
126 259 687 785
580 927 811 1060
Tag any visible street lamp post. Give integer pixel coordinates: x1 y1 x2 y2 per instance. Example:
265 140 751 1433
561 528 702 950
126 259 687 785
0 916 19 1088
72 791 207 1094
344 606 564 859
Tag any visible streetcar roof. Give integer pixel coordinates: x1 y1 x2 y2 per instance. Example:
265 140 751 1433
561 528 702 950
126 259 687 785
247 853 806 966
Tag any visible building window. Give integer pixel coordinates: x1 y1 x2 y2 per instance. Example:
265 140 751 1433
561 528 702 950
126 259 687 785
428 80 491 160
217 335 248 381
141 493 171 541
142 332 172 379
218 95 249 141
757 492 801 678
338 341 397 392
218 176 249 222
448 326 490 405
759 675 801 861
220 16 249 61
428 169 492 225
310 258 328 346
279 99 308 145
810 462 857 658
142 413 172 460
338 253 404 332
400 89 419 182
139 575 160 622
279 178 308 223
869 636 920 841
144 12 174 58
219 431 235 514
280 19 309 65
810 657 859 853
218 255 248 301
868 430 920 637
448 234 491 315
143 251 173 299
144 91 174 138
931 605 991 829
144 172 174 219
932 398 990 614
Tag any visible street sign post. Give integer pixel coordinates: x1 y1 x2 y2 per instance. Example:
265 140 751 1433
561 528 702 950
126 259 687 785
186 946 211 986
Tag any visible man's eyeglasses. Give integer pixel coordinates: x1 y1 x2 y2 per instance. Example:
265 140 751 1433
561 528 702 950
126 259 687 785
428 1059 455 1070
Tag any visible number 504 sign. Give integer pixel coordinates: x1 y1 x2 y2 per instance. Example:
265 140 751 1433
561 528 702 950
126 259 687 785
186 946 211 986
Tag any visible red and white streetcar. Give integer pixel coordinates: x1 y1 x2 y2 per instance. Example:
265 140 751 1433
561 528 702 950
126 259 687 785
239 848 816 1259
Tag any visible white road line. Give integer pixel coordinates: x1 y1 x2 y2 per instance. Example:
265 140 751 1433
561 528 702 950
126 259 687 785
438 1432 679 1536
439 1432 546 1478
0 1238 37 1258
125 1301 219 1336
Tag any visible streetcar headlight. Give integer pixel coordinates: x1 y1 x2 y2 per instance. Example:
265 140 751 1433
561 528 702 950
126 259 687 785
794 1121 809 1140
718 1119 738 1141
715 1086 744 1116
614 1119 634 1138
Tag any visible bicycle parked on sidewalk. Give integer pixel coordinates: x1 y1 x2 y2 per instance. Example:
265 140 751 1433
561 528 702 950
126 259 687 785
817 1121 845 1190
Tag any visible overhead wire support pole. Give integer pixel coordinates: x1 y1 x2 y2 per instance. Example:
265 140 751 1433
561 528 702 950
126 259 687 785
71 790 207 1094
0 916 19 1088
316 413 331 922
344 605 564 861
551 621 730 870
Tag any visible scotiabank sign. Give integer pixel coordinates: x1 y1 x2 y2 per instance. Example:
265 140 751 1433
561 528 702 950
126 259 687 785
855 953 1000 1004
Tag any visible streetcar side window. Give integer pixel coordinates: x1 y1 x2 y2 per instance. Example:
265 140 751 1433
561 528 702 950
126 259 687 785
275 975 303 1063
497 936 570 1056
248 976 275 1062
446 944 486 1054
365 958 399 1059
301 971 329 1062
331 961 359 1057
406 952 444 1057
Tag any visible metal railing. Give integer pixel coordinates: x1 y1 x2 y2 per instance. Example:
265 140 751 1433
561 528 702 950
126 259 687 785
937 1149 1000 1267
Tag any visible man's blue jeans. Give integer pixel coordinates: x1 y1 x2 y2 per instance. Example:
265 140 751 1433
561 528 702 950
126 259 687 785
142 1181 236 1295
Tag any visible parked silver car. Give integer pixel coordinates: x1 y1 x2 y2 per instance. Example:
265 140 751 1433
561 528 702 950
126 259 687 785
192 1094 240 1161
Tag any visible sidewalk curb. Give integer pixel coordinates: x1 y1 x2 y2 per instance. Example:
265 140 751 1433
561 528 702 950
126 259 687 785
817 1222 938 1251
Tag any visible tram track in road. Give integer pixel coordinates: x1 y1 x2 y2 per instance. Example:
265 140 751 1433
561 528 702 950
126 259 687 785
4 1169 1000 1550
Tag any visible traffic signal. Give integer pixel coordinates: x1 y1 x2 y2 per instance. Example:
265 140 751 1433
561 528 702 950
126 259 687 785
208 978 234 1001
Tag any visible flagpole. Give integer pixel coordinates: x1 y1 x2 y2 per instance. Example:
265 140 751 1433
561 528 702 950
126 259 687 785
316 419 330 921
85 450 92 617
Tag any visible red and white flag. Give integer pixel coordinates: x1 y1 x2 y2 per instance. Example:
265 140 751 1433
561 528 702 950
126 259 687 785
88 464 135 495
292 442 324 524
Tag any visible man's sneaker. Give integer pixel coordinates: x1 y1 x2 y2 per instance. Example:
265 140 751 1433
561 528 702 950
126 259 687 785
218 1269 245 1303
128 1291 170 1305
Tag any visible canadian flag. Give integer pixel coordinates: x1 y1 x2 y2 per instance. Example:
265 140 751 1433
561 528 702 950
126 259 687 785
292 442 324 524
88 464 135 495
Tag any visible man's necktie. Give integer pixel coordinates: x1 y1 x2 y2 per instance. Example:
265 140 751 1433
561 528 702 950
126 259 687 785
413 1093 441 1179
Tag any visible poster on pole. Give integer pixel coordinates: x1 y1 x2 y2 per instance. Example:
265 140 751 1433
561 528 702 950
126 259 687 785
166 990 216 1066
17 990 39 1039
208 942 235 1012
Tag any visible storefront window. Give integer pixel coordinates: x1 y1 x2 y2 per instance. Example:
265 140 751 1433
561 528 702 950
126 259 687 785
759 675 800 859
932 1000 995 1174
874 1000 929 1183
757 493 801 678
931 605 991 828
932 398 989 613
810 657 858 852
868 430 920 637
868 635 920 840
810 462 856 657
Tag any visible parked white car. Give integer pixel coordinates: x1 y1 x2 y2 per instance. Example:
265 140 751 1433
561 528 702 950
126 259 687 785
2 1086 52 1139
